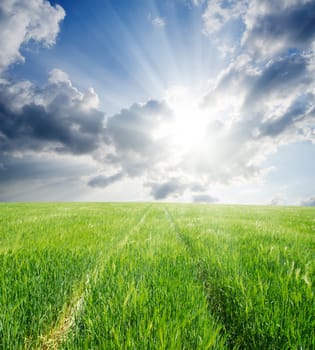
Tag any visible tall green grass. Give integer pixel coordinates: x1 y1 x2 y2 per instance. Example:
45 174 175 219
0 203 149 349
0 203 314 349
0 249 93 349
167 204 315 349
63 207 225 349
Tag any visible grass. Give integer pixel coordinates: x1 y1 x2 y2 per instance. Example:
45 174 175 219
0 203 314 349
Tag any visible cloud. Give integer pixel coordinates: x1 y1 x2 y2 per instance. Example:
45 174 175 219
199 50 315 186
242 0 315 57
88 172 124 188
269 194 285 206
191 0 205 6
207 52 313 116
245 54 311 106
0 153 95 185
202 0 315 57
193 194 218 203
206 52 314 127
0 73 105 155
202 0 247 34
0 151 99 201
48 68 71 85
300 196 315 206
151 16 166 28
105 99 173 176
147 180 186 200
0 0 65 72
198 0 315 199
0 1 102 157
258 94 314 138
0 0 109 200
146 178 214 200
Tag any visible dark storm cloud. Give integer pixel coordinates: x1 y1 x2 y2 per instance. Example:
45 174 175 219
0 79 176 195
0 159 95 202
205 53 311 117
243 1 315 56
88 172 124 188
245 54 310 107
205 51 314 140
258 95 314 137
148 180 186 200
0 154 95 184
300 196 315 206
193 194 218 203
0 81 105 155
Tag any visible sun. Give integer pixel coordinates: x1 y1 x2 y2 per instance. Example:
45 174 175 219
165 86 208 152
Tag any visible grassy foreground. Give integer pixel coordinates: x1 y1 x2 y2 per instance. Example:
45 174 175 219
0 203 314 349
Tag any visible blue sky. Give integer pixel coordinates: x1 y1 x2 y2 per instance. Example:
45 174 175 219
0 0 314 205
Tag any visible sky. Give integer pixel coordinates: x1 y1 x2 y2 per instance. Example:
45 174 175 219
0 0 314 205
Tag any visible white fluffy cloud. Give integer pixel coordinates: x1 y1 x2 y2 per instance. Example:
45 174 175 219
191 0 205 6
202 0 247 34
0 0 65 72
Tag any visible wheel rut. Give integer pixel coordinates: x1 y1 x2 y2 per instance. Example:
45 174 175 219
38 205 151 350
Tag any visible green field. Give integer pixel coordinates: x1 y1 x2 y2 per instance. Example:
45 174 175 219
0 203 314 349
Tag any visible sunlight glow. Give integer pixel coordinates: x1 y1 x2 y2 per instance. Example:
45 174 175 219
152 86 210 153
166 86 209 152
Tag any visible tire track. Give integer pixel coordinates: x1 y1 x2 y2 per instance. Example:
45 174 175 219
164 206 226 347
163 207 195 254
38 205 151 350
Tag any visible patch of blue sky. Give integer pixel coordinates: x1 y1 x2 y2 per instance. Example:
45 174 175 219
263 141 315 201
8 0 222 114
